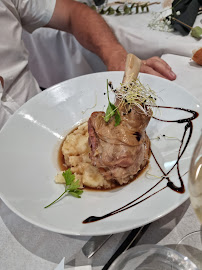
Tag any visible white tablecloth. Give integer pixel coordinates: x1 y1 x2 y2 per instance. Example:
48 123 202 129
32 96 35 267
161 54 202 102
105 5 202 59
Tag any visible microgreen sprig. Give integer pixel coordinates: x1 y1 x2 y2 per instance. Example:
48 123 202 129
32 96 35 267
104 80 121 126
115 78 157 114
44 169 83 208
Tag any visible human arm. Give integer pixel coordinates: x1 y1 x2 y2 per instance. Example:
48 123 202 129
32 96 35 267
46 0 176 80
46 0 127 71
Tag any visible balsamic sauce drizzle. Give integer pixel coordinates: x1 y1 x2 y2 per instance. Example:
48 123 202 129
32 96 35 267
83 106 199 224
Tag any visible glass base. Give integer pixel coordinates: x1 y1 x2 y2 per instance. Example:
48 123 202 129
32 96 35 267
175 230 202 269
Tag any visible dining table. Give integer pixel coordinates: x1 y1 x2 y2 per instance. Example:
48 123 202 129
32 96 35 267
1 1 202 270
0 53 201 269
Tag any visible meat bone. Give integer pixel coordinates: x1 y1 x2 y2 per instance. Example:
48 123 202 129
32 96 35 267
122 53 141 84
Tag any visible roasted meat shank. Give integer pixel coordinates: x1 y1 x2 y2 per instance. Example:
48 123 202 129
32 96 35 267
88 54 152 186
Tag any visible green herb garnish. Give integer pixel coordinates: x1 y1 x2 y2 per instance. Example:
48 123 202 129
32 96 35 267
104 80 121 126
44 169 83 208
88 2 150 16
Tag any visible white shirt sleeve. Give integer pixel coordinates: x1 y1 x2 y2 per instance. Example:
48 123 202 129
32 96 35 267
13 0 56 33
0 83 11 130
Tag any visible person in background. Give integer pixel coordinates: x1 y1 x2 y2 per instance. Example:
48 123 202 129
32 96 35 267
0 0 176 130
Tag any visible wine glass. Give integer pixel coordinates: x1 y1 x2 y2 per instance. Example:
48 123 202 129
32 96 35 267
108 245 198 270
176 132 202 269
189 132 202 224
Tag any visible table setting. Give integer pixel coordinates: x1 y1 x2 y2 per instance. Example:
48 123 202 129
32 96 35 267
1 1 202 269
0 50 202 269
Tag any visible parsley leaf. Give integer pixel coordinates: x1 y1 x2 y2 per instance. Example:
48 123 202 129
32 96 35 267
62 169 75 185
44 169 83 208
67 179 80 191
69 190 83 198
104 80 121 126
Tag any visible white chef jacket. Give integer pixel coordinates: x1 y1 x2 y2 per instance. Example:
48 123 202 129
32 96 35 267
0 0 56 129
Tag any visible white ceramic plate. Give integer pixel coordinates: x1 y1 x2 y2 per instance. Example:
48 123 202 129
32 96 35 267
0 72 201 236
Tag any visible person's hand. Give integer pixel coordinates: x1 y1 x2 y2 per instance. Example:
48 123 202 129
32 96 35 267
140 56 176 81
106 52 176 81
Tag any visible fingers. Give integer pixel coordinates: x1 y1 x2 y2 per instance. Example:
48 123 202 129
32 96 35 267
146 57 171 70
140 65 166 79
141 57 176 81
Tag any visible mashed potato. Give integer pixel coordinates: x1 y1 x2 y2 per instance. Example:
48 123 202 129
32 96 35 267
55 122 115 189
